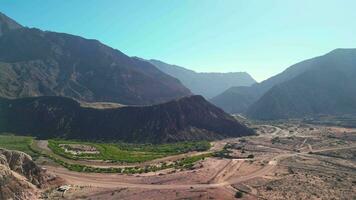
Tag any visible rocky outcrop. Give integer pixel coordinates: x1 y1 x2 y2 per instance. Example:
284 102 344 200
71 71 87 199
0 149 50 187
0 164 39 200
0 149 59 200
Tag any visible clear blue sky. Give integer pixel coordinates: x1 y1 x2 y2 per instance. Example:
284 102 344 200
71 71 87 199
2 0 356 81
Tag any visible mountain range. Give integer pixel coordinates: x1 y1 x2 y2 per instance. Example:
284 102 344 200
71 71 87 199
144 59 256 98
246 49 356 119
212 48 356 120
0 12 190 105
0 95 254 143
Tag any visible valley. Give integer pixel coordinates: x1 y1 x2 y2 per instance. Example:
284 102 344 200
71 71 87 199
2 121 354 199
0 6 355 200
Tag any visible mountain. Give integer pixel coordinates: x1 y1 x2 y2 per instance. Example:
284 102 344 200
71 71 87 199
210 86 261 114
0 95 254 143
246 49 356 119
0 12 22 36
144 59 256 98
211 49 345 113
0 12 191 105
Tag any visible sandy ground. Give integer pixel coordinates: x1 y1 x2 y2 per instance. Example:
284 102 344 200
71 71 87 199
39 123 356 200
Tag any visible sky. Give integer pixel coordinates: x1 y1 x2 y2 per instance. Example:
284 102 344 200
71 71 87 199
1 0 356 82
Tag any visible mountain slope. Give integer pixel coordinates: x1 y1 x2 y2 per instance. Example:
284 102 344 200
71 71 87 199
145 59 256 98
0 12 191 105
0 12 22 36
211 49 349 113
246 49 356 119
0 95 254 143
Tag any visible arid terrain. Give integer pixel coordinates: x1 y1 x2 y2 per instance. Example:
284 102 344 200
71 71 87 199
34 122 356 200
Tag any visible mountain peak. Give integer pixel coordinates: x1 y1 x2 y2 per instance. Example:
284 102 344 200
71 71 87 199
0 12 23 36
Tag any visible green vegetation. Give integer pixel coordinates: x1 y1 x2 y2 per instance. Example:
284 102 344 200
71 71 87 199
0 134 38 157
175 153 212 169
43 151 212 174
212 144 233 158
48 139 211 163
235 191 243 198
0 134 213 174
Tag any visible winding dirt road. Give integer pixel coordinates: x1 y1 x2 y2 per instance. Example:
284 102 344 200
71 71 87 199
45 145 355 190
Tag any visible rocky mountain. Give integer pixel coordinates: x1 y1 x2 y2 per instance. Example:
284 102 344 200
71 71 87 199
246 49 356 119
0 148 59 200
144 59 256 98
0 12 22 36
0 12 191 105
0 95 254 143
211 49 352 114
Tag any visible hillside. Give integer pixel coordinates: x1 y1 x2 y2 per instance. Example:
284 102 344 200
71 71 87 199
145 59 256 98
0 148 59 200
211 49 353 114
0 12 190 105
0 95 254 143
0 12 22 36
246 49 356 119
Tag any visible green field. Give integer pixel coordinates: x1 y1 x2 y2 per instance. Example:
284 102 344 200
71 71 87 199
48 140 211 163
0 134 37 157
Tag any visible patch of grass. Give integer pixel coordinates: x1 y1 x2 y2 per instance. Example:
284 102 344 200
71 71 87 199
48 140 211 163
0 134 38 158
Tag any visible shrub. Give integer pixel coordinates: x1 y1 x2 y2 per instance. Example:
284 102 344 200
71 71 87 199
235 191 243 198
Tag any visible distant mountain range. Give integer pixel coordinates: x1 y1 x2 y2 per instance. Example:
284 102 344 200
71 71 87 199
246 49 356 119
144 59 256 98
0 95 254 143
212 48 356 120
0 12 190 105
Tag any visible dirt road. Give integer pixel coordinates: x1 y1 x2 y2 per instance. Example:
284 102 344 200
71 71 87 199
45 145 356 190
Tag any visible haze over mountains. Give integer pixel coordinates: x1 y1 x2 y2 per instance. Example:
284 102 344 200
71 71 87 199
144 59 256 98
0 11 253 143
1 10 355 126
0 12 191 105
211 49 356 119
246 49 356 119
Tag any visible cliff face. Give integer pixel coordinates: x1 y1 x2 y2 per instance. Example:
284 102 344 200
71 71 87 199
0 95 254 143
0 149 58 200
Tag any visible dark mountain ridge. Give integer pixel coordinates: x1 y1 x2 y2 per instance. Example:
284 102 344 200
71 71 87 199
0 95 254 143
0 12 191 105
